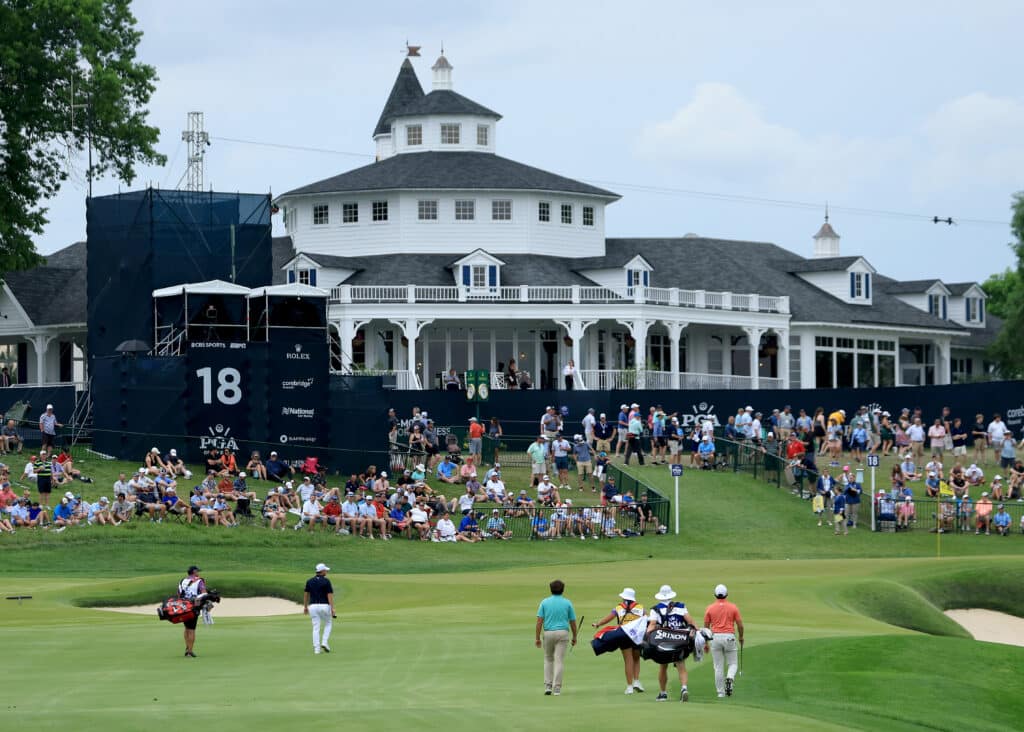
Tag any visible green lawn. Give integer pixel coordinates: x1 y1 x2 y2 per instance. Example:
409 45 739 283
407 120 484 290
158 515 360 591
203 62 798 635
3 450 1024 731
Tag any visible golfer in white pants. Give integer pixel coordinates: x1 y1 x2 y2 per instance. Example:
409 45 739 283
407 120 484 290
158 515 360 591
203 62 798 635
703 584 744 698
304 563 335 655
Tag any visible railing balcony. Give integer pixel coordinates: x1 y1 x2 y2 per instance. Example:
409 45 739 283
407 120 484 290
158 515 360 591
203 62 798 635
329 284 789 314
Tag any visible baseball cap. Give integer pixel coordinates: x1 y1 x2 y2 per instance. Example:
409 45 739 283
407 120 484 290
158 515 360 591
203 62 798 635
166 486 176 492
64 491 74 499
239 471 246 478
468 417 477 422
170 449 177 456
630 402 639 408
620 404 628 410
542 474 549 480
714 584 728 598
99 496 109 503
270 451 278 456
187 565 201 574
415 463 425 471
380 471 387 478
315 563 330 572
492 508 499 513
929 471 937 477
994 475 1003 481
982 492 989 497
150 447 160 454
493 463 500 468
565 499 572 505
599 413 606 418
46 403 54 410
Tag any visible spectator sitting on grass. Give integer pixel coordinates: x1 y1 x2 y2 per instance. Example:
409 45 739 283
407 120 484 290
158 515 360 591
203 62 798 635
993 504 1011 536
338 493 359 534
87 496 114 526
487 508 511 540
897 495 915 529
602 475 619 506
1 419 24 455
513 490 535 516
265 451 292 483
603 509 624 537
460 455 479 483
21 454 37 482
191 492 217 526
876 492 897 523
465 475 484 501
112 493 133 523
388 501 410 537
436 455 458 485
536 474 560 506
28 500 48 528
698 435 716 469
990 476 1006 502
221 448 239 475
212 494 238 527
531 511 550 539
1010 461 1024 500
51 496 77 530
9 497 33 529
435 512 457 542
134 471 166 522
0 479 17 509
408 500 432 541
55 450 91 483
245 451 266 481
262 492 287 530
924 457 944 482
0 507 14 533
900 454 920 482
164 448 192 479
485 473 508 504
144 447 167 476
458 510 483 542
965 463 985 489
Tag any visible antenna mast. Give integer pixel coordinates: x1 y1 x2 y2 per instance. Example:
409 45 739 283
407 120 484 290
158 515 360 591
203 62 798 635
181 112 210 191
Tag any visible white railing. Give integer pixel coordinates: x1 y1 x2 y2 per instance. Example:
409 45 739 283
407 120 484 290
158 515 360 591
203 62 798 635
330 368 420 390
759 376 784 389
327 284 790 314
643 370 675 389
576 369 638 390
679 372 753 390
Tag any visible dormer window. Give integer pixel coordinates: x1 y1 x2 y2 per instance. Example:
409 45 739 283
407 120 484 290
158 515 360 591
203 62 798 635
849 272 871 300
928 293 947 319
441 123 460 144
288 267 317 287
406 125 422 146
477 124 489 146
453 249 505 294
965 297 984 323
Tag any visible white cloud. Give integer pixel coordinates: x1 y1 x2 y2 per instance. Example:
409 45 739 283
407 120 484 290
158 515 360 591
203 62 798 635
634 82 900 193
914 92 1024 192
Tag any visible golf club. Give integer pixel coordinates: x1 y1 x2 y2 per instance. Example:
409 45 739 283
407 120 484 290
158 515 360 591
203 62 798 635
572 615 585 653
739 640 743 676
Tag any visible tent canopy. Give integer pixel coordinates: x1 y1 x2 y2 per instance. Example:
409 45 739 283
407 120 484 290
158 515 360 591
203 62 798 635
246 284 329 299
152 280 252 299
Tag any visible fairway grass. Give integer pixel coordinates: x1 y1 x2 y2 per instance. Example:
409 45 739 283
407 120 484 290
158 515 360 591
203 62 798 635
4 458 1024 730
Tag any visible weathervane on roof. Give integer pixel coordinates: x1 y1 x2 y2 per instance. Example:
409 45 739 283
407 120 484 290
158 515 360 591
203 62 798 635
824 201 829 223
405 41 421 57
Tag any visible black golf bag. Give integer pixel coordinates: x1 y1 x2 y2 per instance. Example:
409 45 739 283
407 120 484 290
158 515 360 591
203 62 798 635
640 626 695 665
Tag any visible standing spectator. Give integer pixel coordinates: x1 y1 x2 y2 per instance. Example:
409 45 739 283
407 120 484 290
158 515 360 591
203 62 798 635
777 405 795 442
573 435 595 492
704 584 744 699
879 412 895 456
615 404 630 459
581 407 597 447
832 484 848 536
505 359 518 389
928 419 947 459
971 414 988 465
0 366 11 387
488 417 503 464
594 413 615 455
988 414 1009 465
550 433 571 490
950 417 969 460
38 404 62 450
527 435 548 482
535 579 578 696
304 563 335 655
34 448 53 507
999 432 1018 470
467 417 485 463
906 417 926 462
562 359 580 390
845 472 862 529
849 420 868 464
624 411 645 466
1 419 23 454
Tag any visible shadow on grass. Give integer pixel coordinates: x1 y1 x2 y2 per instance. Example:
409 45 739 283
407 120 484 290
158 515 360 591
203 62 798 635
838 564 1024 638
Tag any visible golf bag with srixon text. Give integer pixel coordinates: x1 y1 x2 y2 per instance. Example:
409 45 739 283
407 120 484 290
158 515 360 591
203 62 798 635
641 626 697 665
157 590 221 624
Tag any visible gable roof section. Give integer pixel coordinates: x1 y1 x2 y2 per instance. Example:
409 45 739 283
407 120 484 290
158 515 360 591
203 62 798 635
271 236 296 285
787 256 864 273
954 314 1002 349
450 249 507 267
877 278 950 295
387 89 501 121
945 281 985 297
373 58 425 137
3 240 88 325
278 151 619 199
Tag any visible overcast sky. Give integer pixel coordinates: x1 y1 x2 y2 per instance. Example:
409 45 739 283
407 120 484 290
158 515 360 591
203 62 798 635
39 0 1023 282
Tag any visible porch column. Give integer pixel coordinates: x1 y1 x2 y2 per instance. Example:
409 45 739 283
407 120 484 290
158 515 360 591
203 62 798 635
775 328 790 389
661 320 688 389
554 319 596 389
336 318 370 373
389 318 434 389
934 338 951 385
27 334 56 384
617 319 655 389
742 326 766 390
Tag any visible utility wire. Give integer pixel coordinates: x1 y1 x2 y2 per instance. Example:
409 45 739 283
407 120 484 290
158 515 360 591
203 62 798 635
206 134 1009 228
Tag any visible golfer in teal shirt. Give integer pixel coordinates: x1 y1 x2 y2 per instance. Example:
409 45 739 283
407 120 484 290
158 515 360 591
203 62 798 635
535 579 578 696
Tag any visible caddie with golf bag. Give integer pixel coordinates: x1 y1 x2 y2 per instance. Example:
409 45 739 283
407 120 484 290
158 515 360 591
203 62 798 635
642 585 711 703
160 565 218 657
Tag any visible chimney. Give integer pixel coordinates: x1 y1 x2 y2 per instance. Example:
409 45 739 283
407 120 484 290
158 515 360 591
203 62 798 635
432 54 453 90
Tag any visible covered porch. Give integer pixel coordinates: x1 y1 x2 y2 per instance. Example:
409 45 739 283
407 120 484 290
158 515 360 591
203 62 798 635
328 317 788 390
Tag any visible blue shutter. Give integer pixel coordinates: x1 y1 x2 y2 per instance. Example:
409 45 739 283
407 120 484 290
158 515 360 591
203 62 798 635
980 299 984 321
642 271 649 287
864 273 870 299
462 266 470 286
309 269 317 287
965 299 970 321
849 272 856 298
627 270 632 287
288 270 296 283
488 265 496 287
941 297 947 320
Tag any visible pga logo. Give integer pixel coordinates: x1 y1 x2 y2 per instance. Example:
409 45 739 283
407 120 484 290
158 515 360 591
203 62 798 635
679 402 720 427
286 343 311 361
200 424 239 451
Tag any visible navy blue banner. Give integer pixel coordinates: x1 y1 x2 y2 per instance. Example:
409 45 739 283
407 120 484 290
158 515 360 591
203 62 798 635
185 342 251 462
264 333 328 460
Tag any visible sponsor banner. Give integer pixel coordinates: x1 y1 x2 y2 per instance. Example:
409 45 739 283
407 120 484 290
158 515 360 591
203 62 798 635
185 343 250 463
266 335 328 458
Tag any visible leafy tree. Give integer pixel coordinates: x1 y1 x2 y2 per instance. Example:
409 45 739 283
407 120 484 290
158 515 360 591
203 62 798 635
981 268 1018 320
987 192 1024 378
0 0 165 272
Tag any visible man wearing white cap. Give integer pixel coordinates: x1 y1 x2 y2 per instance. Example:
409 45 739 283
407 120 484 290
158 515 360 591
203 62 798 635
646 585 696 702
592 587 646 694
304 563 335 654
704 584 744 698
39 404 62 449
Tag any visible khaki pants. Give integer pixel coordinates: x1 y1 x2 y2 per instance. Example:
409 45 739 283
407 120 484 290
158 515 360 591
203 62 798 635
711 633 738 694
543 629 570 690
595 439 611 454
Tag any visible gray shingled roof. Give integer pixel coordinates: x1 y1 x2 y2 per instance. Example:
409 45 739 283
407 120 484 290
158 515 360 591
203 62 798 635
954 315 1002 350
877 278 944 294
387 89 500 122
373 59 425 137
945 281 983 296
278 151 619 199
4 241 88 325
786 256 861 273
271 236 296 285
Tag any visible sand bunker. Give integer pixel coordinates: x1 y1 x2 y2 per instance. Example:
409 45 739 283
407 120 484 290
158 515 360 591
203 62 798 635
97 596 303 617
944 609 1024 648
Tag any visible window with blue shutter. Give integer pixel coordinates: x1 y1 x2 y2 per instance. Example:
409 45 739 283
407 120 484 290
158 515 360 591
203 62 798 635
309 269 317 287
462 266 471 286
850 272 856 298
966 299 970 321
979 299 984 321
288 270 296 284
864 273 870 299
488 265 496 288
941 297 947 320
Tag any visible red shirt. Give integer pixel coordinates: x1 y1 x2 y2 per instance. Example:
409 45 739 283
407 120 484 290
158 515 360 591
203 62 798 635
322 502 341 517
786 440 806 461
469 423 485 439
704 599 742 634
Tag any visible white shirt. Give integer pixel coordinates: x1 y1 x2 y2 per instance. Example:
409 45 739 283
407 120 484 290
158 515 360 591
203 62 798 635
988 420 1009 442
301 499 320 517
22 462 35 479
537 481 554 497
751 419 762 438
409 507 428 523
298 482 315 502
113 479 132 496
907 424 925 442
436 518 456 539
457 494 475 512
966 466 984 483
485 478 506 499
582 414 596 436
